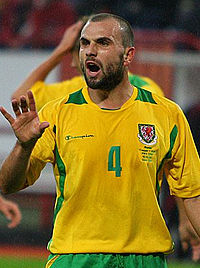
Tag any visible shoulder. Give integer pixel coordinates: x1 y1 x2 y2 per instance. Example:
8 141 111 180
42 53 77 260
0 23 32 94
40 87 87 112
129 72 164 97
151 90 186 120
135 86 183 117
38 96 66 118
32 76 85 91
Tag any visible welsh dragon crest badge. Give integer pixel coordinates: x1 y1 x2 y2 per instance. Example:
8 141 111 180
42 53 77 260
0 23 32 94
138 124 157 145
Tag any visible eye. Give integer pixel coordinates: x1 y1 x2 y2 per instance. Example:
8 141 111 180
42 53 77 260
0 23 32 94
80 38 89 47
97 38 110 46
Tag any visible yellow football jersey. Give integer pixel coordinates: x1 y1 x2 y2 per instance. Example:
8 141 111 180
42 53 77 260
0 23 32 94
31 73 164 111
26 86 200 255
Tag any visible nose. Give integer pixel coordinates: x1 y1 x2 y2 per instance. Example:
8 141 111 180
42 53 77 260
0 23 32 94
86 42 97 57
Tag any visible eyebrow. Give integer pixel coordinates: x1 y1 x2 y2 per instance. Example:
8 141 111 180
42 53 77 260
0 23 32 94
80 37 89 42
96 37 112 43
80 36 112 43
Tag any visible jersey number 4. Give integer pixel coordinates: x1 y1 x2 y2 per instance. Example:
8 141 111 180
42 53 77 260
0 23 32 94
108 146 122 177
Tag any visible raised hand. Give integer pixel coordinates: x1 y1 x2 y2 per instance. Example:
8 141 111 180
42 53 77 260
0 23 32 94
0 91 49 149
55 20 83 55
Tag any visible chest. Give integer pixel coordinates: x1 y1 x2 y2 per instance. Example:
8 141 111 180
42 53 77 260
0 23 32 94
55 105 171 171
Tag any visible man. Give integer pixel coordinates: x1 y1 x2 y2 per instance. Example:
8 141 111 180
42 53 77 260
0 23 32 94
11 16 200 261
11 17 163 112
1 13 200 267
0 194 21 228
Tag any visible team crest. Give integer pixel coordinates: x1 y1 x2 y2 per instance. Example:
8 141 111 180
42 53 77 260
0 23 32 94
138 124 157 145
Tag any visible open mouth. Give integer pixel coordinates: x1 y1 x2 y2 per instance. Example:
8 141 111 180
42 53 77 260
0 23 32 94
86 61 101 76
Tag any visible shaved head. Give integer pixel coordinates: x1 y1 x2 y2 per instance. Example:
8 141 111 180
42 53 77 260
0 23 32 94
86 13 134 48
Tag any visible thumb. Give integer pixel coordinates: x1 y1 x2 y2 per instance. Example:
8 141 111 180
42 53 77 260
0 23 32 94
39 121 49 133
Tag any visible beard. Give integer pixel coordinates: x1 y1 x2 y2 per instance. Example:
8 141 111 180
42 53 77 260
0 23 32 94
81 53 125 91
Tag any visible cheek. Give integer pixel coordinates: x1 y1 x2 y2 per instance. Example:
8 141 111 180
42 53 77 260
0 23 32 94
79 49 84 60
79 58 85 72
104 52 124 68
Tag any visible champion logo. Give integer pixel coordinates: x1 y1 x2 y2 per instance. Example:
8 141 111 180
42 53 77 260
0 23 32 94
65 134 94 141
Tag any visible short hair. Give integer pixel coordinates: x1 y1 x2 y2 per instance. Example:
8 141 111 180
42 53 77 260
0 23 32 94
88 13 134 48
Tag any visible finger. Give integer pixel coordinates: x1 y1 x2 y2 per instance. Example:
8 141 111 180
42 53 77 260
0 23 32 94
0 206 12 221
0 106 15 124
8 212 21 228
27 91 36 112
75 20 84 29
20 96 28 113
6 203 22 228
68 20 82 32
192 246 200 262
8 216 19 228
12 99 21 117
40 121 50 134
181 241 188 251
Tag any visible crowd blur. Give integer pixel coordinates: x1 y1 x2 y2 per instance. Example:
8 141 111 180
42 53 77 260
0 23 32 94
0 0 199 50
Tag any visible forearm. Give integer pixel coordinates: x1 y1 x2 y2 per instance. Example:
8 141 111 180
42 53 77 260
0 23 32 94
175 196 188 222
0 141 33 194
183 196 200 237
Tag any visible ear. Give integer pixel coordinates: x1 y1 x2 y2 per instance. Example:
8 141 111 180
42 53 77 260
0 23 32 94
124 47 135 67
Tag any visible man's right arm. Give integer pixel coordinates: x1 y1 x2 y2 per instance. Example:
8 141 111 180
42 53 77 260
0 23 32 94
11 21 83 102
0 141 33 194
0 92 49 194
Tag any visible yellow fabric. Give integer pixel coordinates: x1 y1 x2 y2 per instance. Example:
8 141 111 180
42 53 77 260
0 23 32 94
26 87 200 255
136 76 164 97
31 74 164 111
31 76 85 111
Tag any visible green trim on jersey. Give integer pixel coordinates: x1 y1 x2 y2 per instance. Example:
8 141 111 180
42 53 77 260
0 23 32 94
129 73 149 87
53 144 66 223
53 125 56 134
46 253 167 268
65 88 87 105
156 125 178 194
48 144 66 250
47 253 57 262
166 125 178 159
135 87 157 104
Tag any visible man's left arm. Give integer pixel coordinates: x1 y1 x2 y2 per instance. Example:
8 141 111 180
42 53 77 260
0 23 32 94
176 196 200 261
166 105 200 260
184 196 200 237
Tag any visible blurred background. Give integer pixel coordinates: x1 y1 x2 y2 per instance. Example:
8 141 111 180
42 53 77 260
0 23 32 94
0 0 200 267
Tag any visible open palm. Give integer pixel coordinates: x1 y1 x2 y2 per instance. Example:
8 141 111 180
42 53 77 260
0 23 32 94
0 91 49 148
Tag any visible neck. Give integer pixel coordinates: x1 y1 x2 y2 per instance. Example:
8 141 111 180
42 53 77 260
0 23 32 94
88 72 133 109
